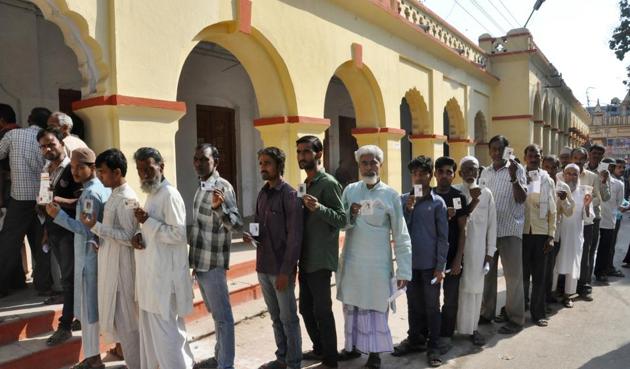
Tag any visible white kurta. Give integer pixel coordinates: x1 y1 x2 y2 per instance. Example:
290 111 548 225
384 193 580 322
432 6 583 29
135 180 193 319
92 183 140 340
456 185 497 335
554 186 594 293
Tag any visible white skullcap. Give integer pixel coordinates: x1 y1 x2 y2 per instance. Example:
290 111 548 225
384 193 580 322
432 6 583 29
459 155 479 167
564 163 580 173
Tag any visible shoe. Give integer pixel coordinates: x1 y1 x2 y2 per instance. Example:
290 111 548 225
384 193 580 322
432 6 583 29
193 357 218 369
427 350 443 367
534 319 549 327
391 338 426 357
579 293 593 302
71 319 82 331
471 331 485 346
608 269 625 278
302 350 323 361
70 358 105 369
595 275 609 284
364 353 380 369
498 322 522 334
494 307 508 323
46 328 72 346
337 348 361 361
563 298 573 308
257 360 287 369
478 315 493 325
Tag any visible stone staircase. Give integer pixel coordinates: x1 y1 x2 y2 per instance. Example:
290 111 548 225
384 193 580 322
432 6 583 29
0 240 261 369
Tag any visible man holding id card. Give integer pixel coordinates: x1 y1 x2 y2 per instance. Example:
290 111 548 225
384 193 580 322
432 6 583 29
521 145 557 328
45 147 111 369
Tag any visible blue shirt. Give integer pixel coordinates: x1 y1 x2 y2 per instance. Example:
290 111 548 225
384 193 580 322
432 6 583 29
401 192 449 271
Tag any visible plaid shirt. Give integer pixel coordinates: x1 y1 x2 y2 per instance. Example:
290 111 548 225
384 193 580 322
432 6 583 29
0 126 45 201
189 171 242 271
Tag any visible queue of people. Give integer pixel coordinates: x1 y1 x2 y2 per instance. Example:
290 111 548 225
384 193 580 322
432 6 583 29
0 101 628 369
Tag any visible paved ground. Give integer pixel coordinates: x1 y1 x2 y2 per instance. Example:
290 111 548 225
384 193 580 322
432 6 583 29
56 216 630 368
190 216 630 369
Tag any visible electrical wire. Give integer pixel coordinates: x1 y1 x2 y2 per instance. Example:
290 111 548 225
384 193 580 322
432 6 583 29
471 0 506 34
498 0 521 26
487 0 519 28
454 0 493 34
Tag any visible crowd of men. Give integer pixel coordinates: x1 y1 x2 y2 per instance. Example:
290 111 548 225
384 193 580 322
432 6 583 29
0 101 629 369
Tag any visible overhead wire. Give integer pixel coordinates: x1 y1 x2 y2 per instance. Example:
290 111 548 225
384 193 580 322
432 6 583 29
470 0 506 34
453 0 493 34
487 0 519 29
498 0 522 26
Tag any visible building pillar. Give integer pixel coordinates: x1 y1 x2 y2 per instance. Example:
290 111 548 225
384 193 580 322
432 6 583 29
73 95 187 201
550 128 559 155
475 142 490 167
543 125 551 154
254 116 331 187
489 117 533 160
533 121 544 148
409 134 446 187
448 138 475 184
350 128 405 192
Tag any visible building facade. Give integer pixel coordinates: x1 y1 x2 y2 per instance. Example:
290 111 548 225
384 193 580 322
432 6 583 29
588 94 630 159
0 0 591 219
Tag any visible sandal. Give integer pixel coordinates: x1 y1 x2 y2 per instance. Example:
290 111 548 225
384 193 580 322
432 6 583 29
563 298 573 308
257 360 287 369
534 319 549 327
471 331 485 346
498 322 522 334
493 307 508 323
338 348 361 361
194 357 218 369
364 353 381 369
46 328 72 346
427 350 443 367
392 338 426 356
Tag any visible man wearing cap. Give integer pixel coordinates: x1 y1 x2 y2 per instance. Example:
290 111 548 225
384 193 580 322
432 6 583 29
46 147 111 369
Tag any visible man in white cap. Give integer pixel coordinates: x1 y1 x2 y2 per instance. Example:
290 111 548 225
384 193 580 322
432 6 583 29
455 156 496 345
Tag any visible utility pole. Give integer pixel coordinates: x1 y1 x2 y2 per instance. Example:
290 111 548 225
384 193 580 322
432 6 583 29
524 0 545 28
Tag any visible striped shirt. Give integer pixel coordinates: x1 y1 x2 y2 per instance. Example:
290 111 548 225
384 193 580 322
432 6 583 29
188 171 242 271
480 161 527 239
0 126 45 201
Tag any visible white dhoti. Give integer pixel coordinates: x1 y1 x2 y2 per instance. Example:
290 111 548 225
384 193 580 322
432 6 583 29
80 277 100 358
139 295 193 369
114 291 141 369
457 292 483 335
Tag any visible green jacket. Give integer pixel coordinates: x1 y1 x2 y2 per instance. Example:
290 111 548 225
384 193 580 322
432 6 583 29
300 169 346 273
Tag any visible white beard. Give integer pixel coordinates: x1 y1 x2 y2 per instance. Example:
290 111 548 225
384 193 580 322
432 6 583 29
362 175 379 185
140 180 161 194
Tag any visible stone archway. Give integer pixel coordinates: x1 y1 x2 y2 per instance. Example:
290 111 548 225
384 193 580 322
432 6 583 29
404 88 430 135
333 61 386 129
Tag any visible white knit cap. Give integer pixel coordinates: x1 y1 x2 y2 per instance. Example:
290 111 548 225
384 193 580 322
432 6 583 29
459 155 479 167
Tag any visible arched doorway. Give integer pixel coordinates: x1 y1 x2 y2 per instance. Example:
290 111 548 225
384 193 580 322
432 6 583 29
0 1 84 128
400 98 412 192
443 97 466 159
323 76 358 189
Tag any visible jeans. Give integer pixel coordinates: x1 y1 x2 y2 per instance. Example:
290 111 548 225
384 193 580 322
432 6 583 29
406 269 441 349
196 267 235 369
0 198 48 293
440 273 460 338
258 273 301 369
299 269 337 367
48 230 75 330
522 234 548 322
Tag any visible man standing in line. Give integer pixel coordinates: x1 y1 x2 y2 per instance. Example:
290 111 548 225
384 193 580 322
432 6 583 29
189 144 242 369
47 112 87 154
295 136 345 369
571 147 610 300
393 155 447 367
131 147 194 369
521 145 557 327
46 147 110 369
608 158 628 276
456 156 496 346
558 147 572 169
432 156 468 351
336 145 411 369
479 135 527 335
0 106 51 297
244 147 303 369
80 148 141 369
594 158 625 283
38 128 81 346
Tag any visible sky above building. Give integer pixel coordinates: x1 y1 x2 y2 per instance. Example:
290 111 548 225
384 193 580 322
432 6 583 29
423 0 627 108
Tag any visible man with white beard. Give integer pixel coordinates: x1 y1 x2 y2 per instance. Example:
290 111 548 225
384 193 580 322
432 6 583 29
131 147 194 369
336 145 411 369
455 156 496 346
553 164 593 308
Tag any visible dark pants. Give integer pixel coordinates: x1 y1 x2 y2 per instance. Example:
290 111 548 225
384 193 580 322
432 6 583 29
440 273 460 338
522 234 548 321
298 269 337 367
578 224 594 294
407 269 441 349
608 219 622 271
47 230 74 330
0 198 49 293
594 229 614 278
545 241 561 301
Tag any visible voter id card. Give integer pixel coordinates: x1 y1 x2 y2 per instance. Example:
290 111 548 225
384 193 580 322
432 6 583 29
597 162 609 173
83 198 93 214
503 147 515 161
124 199 139 210
360 200 374 215
528 170 540 182
413 184 422 198
453 197 462 210
249 223 260 237
297 183 307 198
